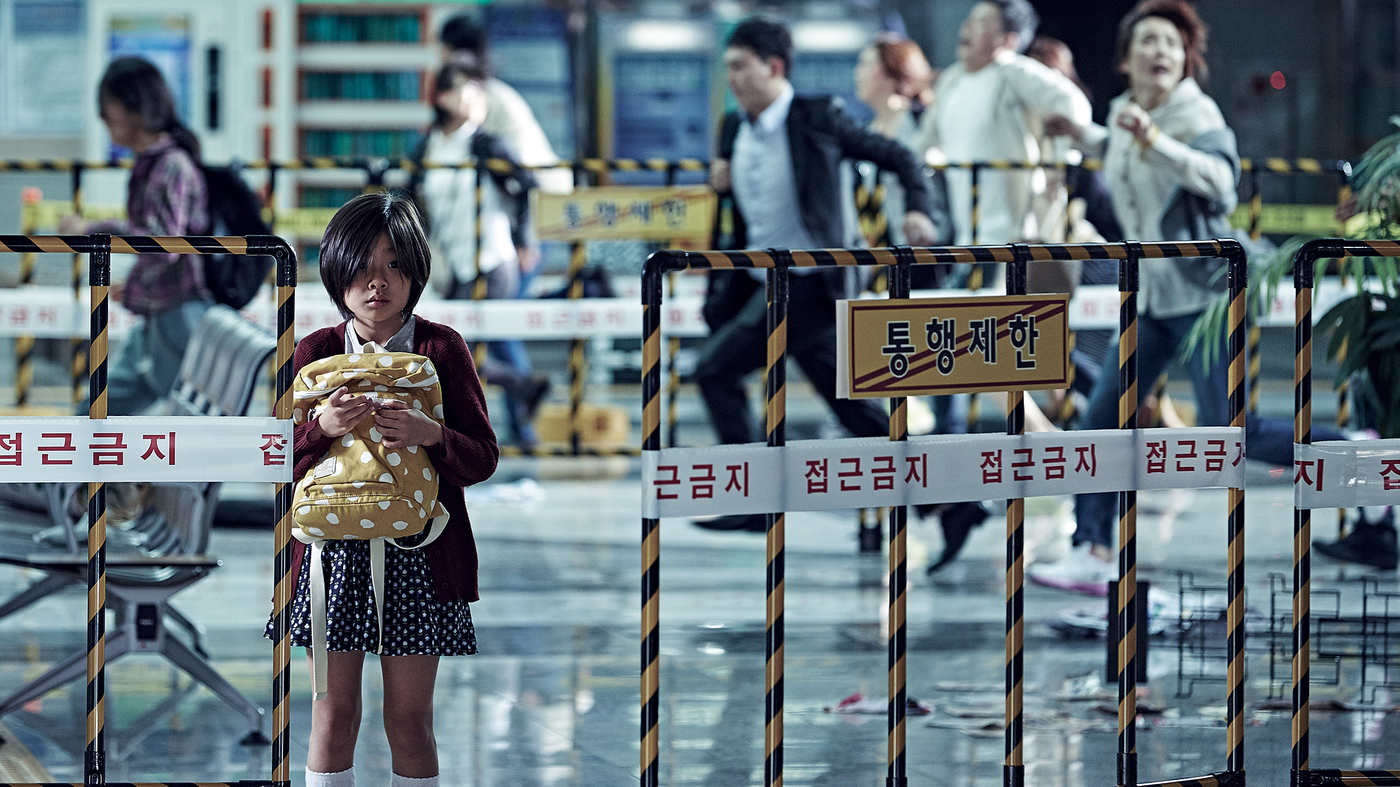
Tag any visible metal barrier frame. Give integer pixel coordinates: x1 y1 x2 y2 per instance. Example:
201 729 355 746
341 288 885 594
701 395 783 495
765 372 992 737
1290 238 1400 787
640 239 1246 787
0 233 296 787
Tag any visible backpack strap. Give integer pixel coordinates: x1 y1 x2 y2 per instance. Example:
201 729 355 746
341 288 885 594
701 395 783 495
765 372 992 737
305 538 330 700
368 508 448 655
294 507 450 701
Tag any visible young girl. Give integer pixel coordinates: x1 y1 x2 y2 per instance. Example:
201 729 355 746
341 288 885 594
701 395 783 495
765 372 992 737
61 56 210 415
266 191 499 787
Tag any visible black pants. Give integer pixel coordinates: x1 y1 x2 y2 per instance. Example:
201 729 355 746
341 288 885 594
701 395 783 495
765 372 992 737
695 274 887 444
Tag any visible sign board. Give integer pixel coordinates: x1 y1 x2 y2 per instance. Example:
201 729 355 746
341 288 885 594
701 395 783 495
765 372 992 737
0 416 291 483
1294 439 1400 509
1228 203 1369 236
837 294 1069 398
643 427 1246 519
532 186 716 247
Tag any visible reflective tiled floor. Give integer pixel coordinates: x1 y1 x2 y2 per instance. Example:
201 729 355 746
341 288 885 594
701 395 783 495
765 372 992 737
1 383 1398 786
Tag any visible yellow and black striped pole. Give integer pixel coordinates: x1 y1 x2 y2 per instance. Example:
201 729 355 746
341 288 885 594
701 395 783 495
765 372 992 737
858 167 892 292
72 163 88 406
0 232 298 784
471 162 490 374
966 170 986 430
665 270 682 447
1117 242 1141 787
266 161 279 234
1292 243 1314 787
969 164 983 284
1248 167 1263 242
764 249 790 787
640 255 665 787
1290 240 1400 787
269 235 298 787
567 242 589 454
14 189 39 408
1225 244 1248 781
1004 244 1030 787
887 247 913 787
85 232 112 783
1334 174 1354 541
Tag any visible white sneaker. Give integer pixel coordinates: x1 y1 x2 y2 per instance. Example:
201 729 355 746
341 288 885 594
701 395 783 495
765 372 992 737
1029 543 1115 596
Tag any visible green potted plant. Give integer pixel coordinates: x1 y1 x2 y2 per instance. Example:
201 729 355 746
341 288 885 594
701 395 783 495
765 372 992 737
1183 118 1400 569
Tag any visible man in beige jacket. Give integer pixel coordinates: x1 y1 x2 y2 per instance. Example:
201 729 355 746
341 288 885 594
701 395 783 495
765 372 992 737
913 0 1091 245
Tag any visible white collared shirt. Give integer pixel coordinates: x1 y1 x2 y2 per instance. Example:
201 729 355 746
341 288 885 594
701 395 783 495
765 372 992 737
731 84 820 276
345 316 416 354
937 65 1013 244
421 123 517 282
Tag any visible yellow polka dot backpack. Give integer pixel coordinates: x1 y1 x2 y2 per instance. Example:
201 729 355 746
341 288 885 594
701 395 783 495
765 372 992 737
290 345 449 698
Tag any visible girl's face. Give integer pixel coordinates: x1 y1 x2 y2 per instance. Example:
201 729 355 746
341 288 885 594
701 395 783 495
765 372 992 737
1122 16 1186 96
854 46 896 110
99 96 145 149
344 232 411 336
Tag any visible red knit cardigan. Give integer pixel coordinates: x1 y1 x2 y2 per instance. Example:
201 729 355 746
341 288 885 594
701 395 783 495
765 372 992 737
286 318 499 602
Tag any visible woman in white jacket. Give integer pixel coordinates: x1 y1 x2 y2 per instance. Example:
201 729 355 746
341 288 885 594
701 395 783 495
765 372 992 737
1031 0 1347 591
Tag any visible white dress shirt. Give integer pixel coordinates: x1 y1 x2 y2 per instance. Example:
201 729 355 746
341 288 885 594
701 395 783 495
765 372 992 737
421 123 517 284
731 84 819 278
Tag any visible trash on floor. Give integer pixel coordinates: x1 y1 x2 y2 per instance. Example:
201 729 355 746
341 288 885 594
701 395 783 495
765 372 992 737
824 692 932 716
464 477 546 505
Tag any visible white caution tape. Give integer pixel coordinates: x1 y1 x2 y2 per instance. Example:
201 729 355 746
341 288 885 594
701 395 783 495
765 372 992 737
0 287 710 341
0 278 1357 342
1294 439 1400 509
0 283 1280 342
0 416 291 483
642 426 1246 519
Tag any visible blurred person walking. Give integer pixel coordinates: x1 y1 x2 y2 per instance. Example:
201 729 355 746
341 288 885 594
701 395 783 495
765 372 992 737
853 33 990 569
1033 0 1357 591
695 16 937 533
853 33 950 251
912 0 1091 247
60 57 210 415
439 13 570 195
411 58 549 450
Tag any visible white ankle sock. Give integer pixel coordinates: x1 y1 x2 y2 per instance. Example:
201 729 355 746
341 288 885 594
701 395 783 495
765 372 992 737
306 766 355 787
389 774 439 787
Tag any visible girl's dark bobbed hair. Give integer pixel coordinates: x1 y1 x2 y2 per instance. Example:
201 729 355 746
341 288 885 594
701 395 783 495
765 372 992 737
319 191 432 321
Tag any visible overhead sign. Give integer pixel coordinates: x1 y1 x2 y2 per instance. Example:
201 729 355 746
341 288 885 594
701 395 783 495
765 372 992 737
532 186 716 247
837 294 1069 398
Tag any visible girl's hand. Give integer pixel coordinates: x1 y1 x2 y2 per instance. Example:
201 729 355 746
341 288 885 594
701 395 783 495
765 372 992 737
315 386 373 438
1115 103 1157 146
374 400 443 449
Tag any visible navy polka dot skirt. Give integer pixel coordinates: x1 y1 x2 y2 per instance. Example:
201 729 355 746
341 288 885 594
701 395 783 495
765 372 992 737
265 539 476 657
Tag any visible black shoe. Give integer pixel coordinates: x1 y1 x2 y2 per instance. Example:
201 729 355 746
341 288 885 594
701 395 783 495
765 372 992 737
522 375 551 421
927 501 991 574
1314 523 1398 570
693 514 767 533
